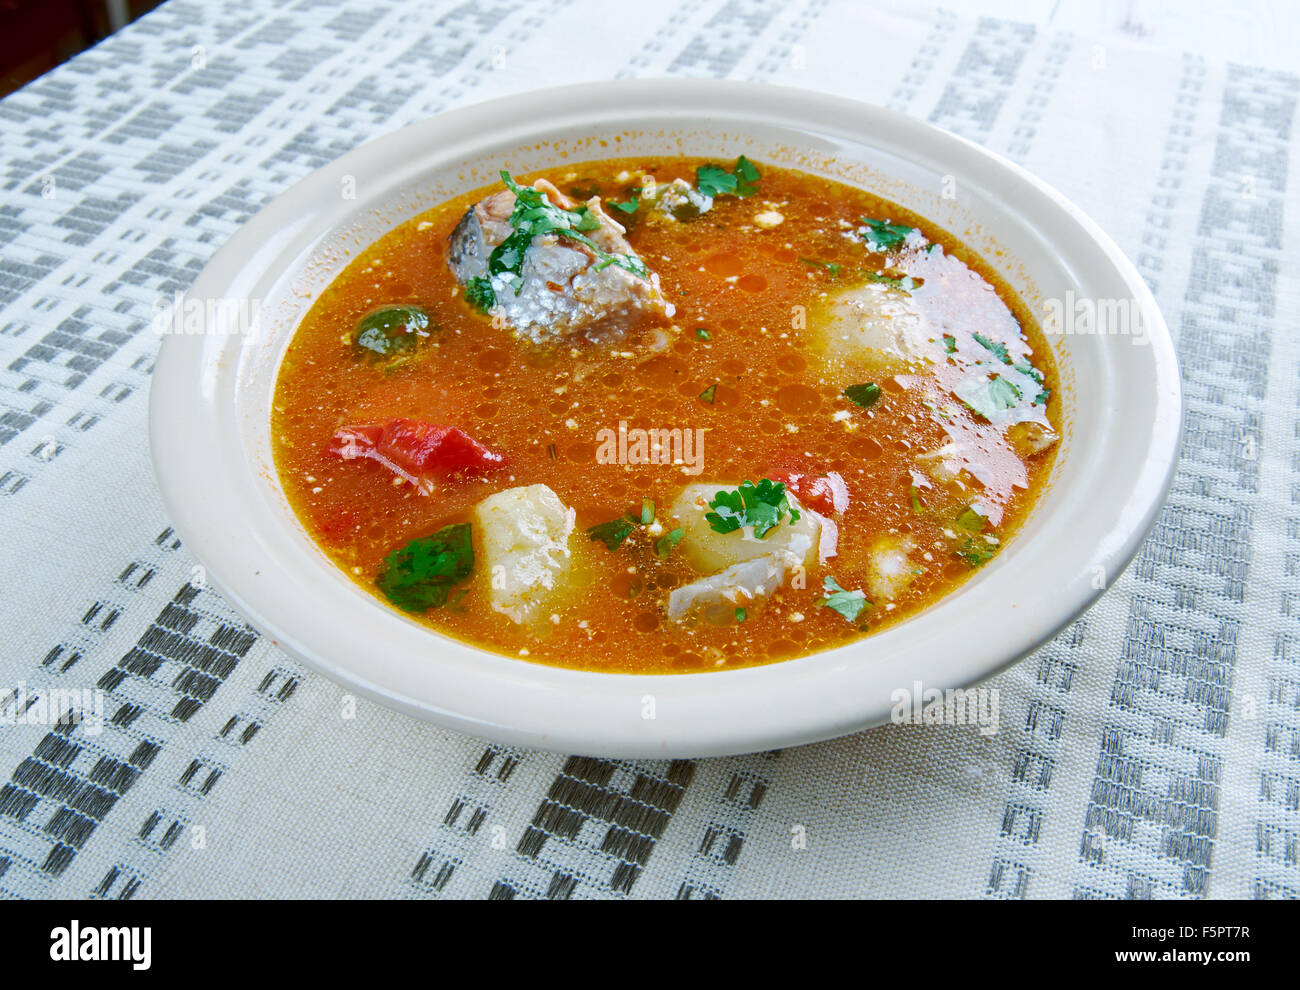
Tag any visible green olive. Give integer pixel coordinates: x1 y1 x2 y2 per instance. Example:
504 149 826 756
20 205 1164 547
352 305 432 359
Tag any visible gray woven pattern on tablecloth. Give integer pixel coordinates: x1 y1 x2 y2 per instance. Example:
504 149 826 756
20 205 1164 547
0 0 1296 899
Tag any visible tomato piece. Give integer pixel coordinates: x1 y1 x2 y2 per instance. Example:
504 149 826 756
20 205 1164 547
328 418 505 492
771 469 848 516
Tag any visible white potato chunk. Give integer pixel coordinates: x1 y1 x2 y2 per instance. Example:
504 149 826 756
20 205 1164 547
868 535 917 602
473 484 576 624
810 281 931 371
666 482 820 575
667 555 793 624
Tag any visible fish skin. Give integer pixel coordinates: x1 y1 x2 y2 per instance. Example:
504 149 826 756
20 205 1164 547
448 179 674 344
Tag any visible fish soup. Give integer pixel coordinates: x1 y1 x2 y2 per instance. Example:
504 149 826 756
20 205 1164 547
271 156 1059 673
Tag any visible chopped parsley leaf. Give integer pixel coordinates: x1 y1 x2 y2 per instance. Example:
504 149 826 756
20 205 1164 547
586 514 639 552
705 479 800 539
611 191 640 214
1015 359 1045 382
698 383 718 405
491 171 649 295
956 537 996 568
972 332 1011 364
859 216 916 252
864 270 922 292
463 277 495 314
799 256 843 278
696 165 735 198
695 328 712 340
734 155 760 194
376 523 474 613
695 155 761 199
656 527 685 559
589 500 667 553
844 382 882 408
817 576 870 623
988 377 1021 407
942 333 957 354
955 374 1021 421
734 607 747 623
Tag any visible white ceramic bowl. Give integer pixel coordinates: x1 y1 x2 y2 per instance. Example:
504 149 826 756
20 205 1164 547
149 80 1181 758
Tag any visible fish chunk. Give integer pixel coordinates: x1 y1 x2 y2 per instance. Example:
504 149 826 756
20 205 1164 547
664 481 820 623
667 555 795 624
473 484 576 625
448 178 674 344
666 482 820 575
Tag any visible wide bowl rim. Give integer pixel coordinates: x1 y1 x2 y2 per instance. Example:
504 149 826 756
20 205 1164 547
149 79 1182 758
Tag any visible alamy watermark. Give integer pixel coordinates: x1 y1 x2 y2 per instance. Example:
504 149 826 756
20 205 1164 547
1042 291 1149 346
0 683 104 736
891 681 1000 736
151 291 261 336
595 420 705 475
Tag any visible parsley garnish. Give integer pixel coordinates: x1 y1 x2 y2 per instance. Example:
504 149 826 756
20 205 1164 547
1014 359 1044 382
657 527 685 559
695 155 761 199
817 576 870 623
989 377 1021 407
973 332 1011 364
956 537 996 568
586 514 639 552
844 383 882 408
611 191 640 214
464 276 495 313
955 505 987 532
942 333 957 354
734 607 747 623
864 270 922 292
587 499 665 552
955 374 1021 421
695 328 712 340
376 523 474 613
705 479 800 539
859 217 916 252
490 171 649 295
698 383 718 405
799 256 843 278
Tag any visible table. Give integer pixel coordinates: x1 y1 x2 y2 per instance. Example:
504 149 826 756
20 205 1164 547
0 0 1296 899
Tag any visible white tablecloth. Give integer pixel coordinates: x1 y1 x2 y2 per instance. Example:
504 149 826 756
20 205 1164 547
0 0 1296 899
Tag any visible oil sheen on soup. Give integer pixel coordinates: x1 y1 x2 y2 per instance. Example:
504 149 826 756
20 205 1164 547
271 156 1060 673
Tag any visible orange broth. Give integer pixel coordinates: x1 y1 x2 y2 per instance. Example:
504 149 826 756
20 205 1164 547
271 157 1059 673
